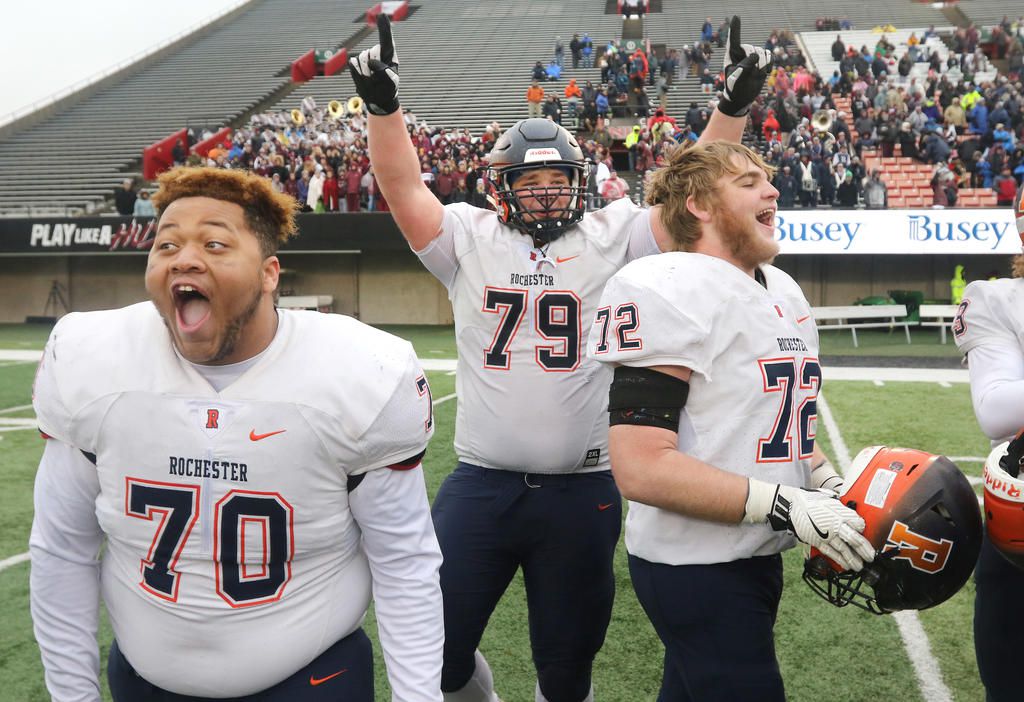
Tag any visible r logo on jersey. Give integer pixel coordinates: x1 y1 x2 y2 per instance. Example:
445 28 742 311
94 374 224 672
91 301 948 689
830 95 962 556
187 400 234 438
883 520 954 574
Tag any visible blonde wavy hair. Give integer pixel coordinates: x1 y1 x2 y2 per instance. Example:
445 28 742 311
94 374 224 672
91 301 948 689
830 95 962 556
151 167 299 257
645 141 775 251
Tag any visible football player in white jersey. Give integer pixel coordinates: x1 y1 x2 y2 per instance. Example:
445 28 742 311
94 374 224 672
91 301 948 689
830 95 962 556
349 14 772 702
29 167 443 702
952 183 1024 702
588 140 874 700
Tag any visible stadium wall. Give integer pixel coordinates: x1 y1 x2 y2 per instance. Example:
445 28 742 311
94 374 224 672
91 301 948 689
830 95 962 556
0 211 1014 323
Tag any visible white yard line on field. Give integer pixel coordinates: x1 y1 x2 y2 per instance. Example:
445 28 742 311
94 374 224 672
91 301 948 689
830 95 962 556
0 404 33 415
824 367 968 383
421 359 457 372
432 393 456 407
0 350 42 362
0 552 29 573
818 391 952 702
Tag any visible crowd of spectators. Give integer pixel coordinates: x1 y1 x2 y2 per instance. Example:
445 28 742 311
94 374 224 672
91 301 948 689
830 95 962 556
170 104 511 213
128 16 1024 216
736 19 1024 209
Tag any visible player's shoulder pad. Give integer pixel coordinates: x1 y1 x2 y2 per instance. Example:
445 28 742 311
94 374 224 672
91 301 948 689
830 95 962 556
576 197 645 250
610 251 754 312
274 310 421 432
39 303 169 405
594 253 744 375
442 201 499 246
34 303 168 444
955 277 1024 351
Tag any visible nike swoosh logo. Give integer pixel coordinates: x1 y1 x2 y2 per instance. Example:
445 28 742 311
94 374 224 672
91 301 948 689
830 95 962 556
796 315 811 324
309 669 348 686
556 255 579 264
810 520 829 540
249 429 287 441
597 503 614 511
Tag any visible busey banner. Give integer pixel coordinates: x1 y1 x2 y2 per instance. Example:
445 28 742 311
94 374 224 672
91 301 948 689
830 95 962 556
774 208 1018 255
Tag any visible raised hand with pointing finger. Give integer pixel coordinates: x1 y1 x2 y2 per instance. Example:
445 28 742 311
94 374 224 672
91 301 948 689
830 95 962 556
717 15 772 117
348 15 401 115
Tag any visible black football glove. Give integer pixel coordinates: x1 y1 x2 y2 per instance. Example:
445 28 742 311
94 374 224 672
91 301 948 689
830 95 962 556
348 15 401 116
717 16 772 117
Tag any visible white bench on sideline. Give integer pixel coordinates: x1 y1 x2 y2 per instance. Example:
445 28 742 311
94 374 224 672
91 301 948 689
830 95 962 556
919 304 959 344
278 295 334 313
812 304 910 348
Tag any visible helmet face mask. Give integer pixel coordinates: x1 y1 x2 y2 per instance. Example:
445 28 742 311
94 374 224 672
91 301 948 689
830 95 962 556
803 446 983 614
486 119 591 245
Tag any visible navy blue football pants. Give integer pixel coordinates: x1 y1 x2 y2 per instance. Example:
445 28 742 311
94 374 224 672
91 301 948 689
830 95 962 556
975 530 1024 702
628 553 786 702
108 627 374 701
432 463 622 702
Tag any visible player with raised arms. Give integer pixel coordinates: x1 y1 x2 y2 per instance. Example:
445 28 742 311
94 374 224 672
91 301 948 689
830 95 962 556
588 140 875 699
953 183 1024 702
349 13 771 702
30 167 443 701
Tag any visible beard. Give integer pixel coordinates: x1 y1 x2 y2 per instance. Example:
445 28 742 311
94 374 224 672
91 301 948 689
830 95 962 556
713 205 780 271
207 281 264 363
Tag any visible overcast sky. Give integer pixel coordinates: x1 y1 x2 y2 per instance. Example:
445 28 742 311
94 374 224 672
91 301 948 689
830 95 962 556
1 0 245 120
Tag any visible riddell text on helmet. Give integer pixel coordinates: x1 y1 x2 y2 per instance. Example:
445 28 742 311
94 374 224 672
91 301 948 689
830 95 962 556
985 465 1024 501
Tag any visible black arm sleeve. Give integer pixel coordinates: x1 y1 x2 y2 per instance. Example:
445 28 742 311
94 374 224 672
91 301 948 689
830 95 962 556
608 366 689 431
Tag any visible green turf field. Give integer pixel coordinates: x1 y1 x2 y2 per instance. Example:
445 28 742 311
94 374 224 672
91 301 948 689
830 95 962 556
0 324 987 701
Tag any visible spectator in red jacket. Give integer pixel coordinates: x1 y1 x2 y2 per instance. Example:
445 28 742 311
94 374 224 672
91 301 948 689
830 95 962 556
345 163 364 212
994 167 1018 206
763 109 781 142
435 165 455 204
322 167 340 212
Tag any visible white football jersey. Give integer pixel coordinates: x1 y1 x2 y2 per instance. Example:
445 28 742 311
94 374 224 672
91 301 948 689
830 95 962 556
33 303 434 697
588 253 820 565
954 278 1024 354
417 198 659 473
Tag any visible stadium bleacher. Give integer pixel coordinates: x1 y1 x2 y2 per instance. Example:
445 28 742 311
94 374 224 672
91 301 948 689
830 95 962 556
0 0 1015 215
0 0 371 215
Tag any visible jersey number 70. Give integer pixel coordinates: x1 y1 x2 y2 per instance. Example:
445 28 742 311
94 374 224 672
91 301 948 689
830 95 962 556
125 478 294 608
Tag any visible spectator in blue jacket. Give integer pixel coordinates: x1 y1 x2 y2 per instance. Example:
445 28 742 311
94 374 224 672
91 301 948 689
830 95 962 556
581 33 594 67
969 98 989 135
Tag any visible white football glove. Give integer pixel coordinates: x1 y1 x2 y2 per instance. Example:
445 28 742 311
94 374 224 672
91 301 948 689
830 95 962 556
745 478 874 572
810 458 845 495
348 15 401 115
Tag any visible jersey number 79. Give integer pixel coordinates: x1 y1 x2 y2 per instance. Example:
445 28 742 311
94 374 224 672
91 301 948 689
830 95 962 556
483 287 582 371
